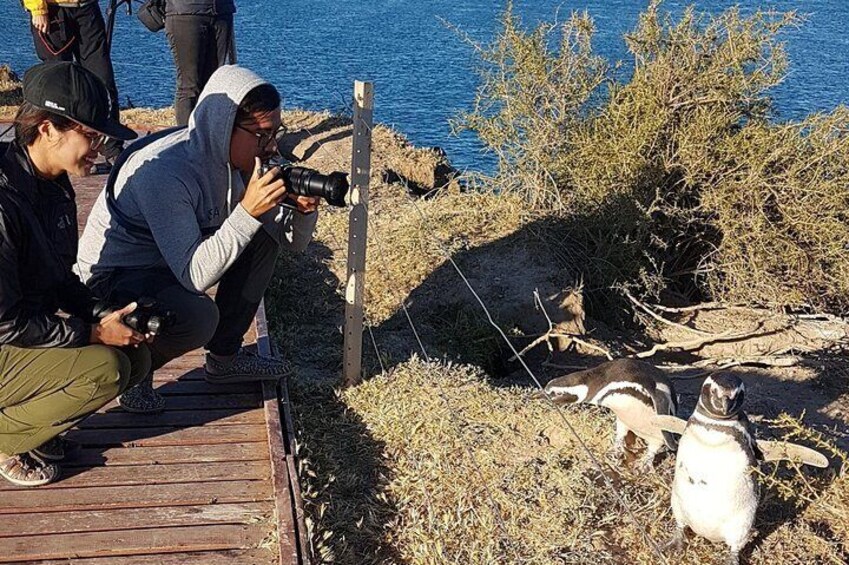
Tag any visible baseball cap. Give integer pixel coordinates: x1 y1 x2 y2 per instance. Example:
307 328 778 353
22 61 137 142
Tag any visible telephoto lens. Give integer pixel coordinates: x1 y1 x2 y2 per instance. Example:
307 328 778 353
259 159 349 207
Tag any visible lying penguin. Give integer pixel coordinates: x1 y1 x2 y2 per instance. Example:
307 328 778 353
542 359 678 470
656 373 828 565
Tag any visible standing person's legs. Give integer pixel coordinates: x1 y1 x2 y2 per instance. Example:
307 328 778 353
205 229 293 382
72 2 120 121
30 5 76 63
165 14 214 126
0 343 151 486
213 14 237 67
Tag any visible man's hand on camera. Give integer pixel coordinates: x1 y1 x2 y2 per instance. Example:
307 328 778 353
90 302 147 347
292 195 320 214
31 14 49 34
241 157 288 218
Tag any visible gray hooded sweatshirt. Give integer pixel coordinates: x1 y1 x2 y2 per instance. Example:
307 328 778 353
76 65 317 293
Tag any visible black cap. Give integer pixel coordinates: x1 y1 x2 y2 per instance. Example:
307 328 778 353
23 61 137 141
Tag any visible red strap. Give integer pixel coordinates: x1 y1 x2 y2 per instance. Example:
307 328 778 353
37 28 76 57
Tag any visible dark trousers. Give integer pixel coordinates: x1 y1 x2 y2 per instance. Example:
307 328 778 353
165 14 236 126
89 229 280 372
30 2 120 121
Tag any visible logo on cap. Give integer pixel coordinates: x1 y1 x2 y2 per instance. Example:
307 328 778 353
44 100 67 112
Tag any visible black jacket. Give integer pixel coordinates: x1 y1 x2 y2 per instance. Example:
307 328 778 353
165 0 236 17
0 140 99 349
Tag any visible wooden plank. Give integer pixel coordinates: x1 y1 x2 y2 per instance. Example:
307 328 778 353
101 392 262 411
21 549 276 565
342 81 374 386
282 378 311 562
0 501 273 538
256 302 304 565
0 480 271 514
263 380 299 565
0 461 269 492
0 523 272 563
151 379 259 395
153 368 207 382
67 424 266 447
78 408 265 428
65 442 269 467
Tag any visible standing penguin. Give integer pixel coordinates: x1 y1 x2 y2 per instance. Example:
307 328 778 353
668 372 760 565
543 359 678 470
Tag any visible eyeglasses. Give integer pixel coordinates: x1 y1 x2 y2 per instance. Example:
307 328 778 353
76 127 108 151
235 123 286 151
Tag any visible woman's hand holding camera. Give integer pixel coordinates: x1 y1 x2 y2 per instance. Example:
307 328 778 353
90 302 147 347
241 157 288 218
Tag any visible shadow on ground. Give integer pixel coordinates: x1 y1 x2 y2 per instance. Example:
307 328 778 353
265 211 849 563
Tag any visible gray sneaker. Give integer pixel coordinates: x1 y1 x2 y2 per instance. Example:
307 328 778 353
118 373 166 414
205 350 294 383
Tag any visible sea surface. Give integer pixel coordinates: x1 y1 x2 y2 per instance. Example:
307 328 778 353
1 0 847 172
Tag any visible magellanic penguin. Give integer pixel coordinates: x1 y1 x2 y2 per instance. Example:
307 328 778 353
668 372 760 565
542 358 678 470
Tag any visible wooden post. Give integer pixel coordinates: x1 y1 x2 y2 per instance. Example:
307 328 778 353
343 81 373 386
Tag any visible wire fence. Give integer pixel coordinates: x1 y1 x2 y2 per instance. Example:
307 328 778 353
286 102 670 563
0 47 671 557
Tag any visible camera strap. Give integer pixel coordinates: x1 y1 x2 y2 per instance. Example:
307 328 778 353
104 126 185 240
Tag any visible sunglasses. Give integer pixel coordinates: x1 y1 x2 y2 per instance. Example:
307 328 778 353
235 123 287 151
76 126 108 151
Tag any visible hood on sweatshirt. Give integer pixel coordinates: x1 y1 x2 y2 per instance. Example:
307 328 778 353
186 64 270 169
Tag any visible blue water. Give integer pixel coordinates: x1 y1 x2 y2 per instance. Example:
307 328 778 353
1 1 847 172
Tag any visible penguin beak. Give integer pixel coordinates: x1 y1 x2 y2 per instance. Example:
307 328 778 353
714 387 744 416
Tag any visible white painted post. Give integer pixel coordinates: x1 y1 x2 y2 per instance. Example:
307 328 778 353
343 81 373 386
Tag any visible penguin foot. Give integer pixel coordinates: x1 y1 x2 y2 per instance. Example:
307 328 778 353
634 451 657 472
724 550 740 565
664 529 685 554
607 440 626 462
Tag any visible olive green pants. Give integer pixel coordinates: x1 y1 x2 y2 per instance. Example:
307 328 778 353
0 344 151 456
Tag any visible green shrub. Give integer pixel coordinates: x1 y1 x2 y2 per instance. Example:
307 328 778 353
458 1 849 314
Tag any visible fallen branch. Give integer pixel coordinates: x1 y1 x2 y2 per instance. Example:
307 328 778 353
661 354 803 379
550 333 614 360
508 289 614 362
629 317 787 359
649 302 753 314
541 362 592 370
507 332 613 362
622 288 716 337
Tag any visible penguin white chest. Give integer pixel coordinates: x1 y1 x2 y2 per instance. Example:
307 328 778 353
672 429 758 545
599 394 662 443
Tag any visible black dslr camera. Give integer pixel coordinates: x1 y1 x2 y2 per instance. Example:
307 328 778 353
93 298 176 336
258 158 349 208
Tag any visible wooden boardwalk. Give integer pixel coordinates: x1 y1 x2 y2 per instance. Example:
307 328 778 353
0 127 308 564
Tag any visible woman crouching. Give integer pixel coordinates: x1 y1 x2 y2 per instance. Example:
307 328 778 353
0 62 150 487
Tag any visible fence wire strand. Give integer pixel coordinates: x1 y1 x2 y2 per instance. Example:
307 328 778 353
354 112 670 564
272 99 669 563
297 107 522 561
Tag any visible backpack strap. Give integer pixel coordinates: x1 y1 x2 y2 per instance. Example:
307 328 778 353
105 126 185 239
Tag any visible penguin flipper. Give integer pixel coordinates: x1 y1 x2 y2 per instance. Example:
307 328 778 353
649 385 680 449
652 414 687 435
757 440 829 468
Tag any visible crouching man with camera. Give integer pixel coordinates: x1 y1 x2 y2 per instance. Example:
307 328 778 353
75 65 324 413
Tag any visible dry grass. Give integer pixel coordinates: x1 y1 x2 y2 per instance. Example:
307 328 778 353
0 65 22 119
291 358 848 564
0 65 175 127
457 0 849 315
318 189 529 324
